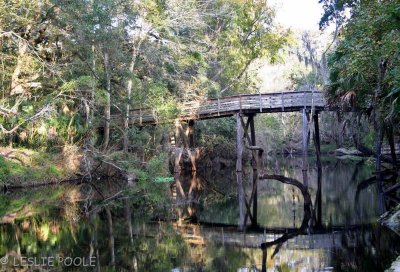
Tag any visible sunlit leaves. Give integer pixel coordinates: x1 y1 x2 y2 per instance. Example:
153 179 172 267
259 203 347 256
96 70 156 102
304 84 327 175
1 0 290 147
214 0 291 94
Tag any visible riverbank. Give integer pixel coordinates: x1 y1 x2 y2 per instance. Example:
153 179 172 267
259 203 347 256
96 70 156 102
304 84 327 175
0 146 81 187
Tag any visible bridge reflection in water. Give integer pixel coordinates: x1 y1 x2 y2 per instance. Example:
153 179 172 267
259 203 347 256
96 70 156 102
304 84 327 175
169 157 400 271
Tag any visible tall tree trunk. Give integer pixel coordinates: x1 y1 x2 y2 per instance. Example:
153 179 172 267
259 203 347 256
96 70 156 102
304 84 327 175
123 35 144 152
375 60 385 213
83 1 96 154
86 44 96 128
10 39 28 95
123 59 134 152
103 51 111 150
7 39 29 147
375 116 384 212
85 43 96 149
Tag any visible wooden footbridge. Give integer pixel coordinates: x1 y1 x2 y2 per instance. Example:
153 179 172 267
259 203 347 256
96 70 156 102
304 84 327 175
111 90 326 125
113 90 327 232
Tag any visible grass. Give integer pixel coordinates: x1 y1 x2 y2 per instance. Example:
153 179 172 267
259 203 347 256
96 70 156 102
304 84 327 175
0 146 79 185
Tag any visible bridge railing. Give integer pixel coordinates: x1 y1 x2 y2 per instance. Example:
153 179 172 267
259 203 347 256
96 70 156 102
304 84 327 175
179 90 326 118
110 90 326 125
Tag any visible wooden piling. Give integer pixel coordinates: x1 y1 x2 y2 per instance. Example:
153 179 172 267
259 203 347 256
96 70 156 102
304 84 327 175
236 113 245 231
174 119 181 173
313 113 322 169
313 112 322 227
186 120 196 171
249 115 258 227
302 109 308 187
188 120 195 148
316 166 322 228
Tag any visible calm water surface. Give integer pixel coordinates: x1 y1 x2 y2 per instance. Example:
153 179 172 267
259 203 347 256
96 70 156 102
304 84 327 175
0 156 399 271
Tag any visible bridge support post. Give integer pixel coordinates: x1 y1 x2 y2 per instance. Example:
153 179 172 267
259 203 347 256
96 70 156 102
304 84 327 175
188 120 195 148
187 120 197 171
313 112 322 227
302 109 309 187
174 119 182 173
173 119 197 172
313 113 321 169
315 165 322 228
237 114 262 229
249 115 258 227
236 113 245 231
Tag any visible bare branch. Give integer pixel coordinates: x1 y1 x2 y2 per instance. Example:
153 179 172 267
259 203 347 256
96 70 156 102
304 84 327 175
0 104 54 134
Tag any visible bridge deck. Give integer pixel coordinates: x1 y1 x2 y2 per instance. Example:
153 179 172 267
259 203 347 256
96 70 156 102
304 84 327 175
110 90 326 125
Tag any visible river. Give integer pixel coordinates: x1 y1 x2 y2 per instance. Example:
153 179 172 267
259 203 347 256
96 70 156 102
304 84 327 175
0 156 399 271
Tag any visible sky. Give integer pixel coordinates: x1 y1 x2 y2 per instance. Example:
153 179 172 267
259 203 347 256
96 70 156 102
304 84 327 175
257 0 328 92
270 0 324 31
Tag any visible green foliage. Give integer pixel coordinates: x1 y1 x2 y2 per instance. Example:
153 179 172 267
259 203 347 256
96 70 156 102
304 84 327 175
326 0 400 120
318 0 357 30
0 0 290 151
146 152 169 178
146 81 179 121
0 156 24 184
211 0 292 95
290 70 320 89
154 176 174 183
197 117 236 140
362 131 376 151
258 115 285 148
108 149 171 209
196 117 236 157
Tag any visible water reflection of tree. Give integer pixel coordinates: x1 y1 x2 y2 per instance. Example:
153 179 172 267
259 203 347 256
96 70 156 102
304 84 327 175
206 244 252 271
263 157 375 227
330 226 400 272
355 168 399 215
0 215 93 270
258 174 312 272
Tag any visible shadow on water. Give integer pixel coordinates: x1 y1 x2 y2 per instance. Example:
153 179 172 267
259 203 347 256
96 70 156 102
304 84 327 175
0 156 399 271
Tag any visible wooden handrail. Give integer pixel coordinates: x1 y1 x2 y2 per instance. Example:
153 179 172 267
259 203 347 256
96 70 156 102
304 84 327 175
109 91 327 125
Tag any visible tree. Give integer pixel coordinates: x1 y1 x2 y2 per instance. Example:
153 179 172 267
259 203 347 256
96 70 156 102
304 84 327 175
318 0 357 30
324 0 399 165
1 0 290 153
53 0 138 149
0 0 60 145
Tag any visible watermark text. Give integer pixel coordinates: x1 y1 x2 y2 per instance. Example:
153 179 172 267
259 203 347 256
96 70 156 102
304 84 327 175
0 255 96 267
